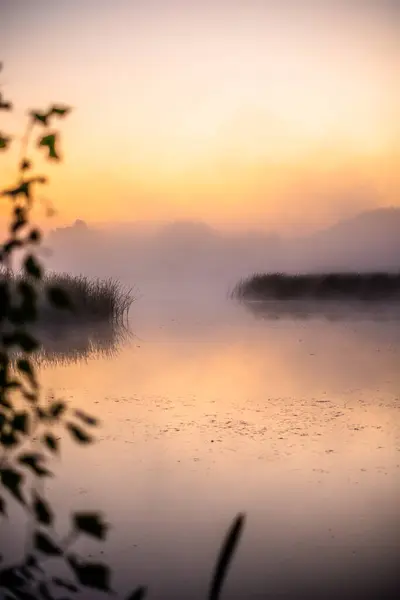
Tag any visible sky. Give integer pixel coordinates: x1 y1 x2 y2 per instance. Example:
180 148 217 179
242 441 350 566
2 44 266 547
1 0 399 233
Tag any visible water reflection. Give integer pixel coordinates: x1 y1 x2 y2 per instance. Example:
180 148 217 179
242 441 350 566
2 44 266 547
2 296 400 599
34 321 132 364
32 301 400 599
238 298 400 322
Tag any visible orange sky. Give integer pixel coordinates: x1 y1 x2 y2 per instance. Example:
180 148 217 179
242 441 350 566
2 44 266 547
1 0 399 232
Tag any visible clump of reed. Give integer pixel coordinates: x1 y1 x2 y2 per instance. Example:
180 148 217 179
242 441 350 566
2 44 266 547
42 272 133 324
1 270 134 326
232 272 400 302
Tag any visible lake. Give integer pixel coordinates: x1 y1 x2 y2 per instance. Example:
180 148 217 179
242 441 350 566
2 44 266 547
2 289 399 599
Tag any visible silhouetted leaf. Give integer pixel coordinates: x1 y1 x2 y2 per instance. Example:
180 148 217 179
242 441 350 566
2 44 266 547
36 407 48 420
0 351 9 368
30 110 49 126
73 513 108 540
47 286 71 310
66 423 92 444
2 181 31 201
18 564 34 582
4 379 20 391
24 254 42 279
50 104 71 118
126 587 147 600
2 239 23 255
74 409 98 427
67 555 111 591
49 400 66 419
17 358 37 389
0 431 18 447
38 133 60 160
12 411 29 434
26 554 41 571
52 576 79 593
20 158 31 170
10 218 26 234
28 228 41 244
0 468 25 505
19 452 52 477
33 492 53 526
22 390 37 403
0 283 9 319
6 587 37 599
0 91 12 110
11 206 27 232
42 433 59 453
35 532 62 556
0 566 26 588
208 513 245 600
14 332 39 353
0 133 10 150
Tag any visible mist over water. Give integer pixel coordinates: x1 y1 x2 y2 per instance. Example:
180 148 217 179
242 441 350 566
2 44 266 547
4 210 398 599
1 0 399 595
44 207 400 291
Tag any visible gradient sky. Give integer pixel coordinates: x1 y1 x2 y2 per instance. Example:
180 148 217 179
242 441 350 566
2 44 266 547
1 0 399 232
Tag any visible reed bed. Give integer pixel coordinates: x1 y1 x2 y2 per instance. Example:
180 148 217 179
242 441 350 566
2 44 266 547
232 272 400 302
1 270 134 326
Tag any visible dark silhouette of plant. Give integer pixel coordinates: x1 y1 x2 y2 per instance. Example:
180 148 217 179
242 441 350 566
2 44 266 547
0 271 134 328
0 63 244 599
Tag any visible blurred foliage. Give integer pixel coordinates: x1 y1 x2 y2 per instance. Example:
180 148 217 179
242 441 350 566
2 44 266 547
0 62 244 599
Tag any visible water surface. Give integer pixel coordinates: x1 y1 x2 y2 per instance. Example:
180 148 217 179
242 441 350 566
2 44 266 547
4 292 400 599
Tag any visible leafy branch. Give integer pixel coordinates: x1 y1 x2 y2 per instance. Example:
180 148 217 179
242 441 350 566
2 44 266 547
0 62 244 599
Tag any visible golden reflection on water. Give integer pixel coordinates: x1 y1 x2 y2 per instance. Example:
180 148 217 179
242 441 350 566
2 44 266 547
15 314 399 598
0 313 388 600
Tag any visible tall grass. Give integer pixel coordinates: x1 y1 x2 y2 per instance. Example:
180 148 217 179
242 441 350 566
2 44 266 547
232 272 400 302
1 270 134 326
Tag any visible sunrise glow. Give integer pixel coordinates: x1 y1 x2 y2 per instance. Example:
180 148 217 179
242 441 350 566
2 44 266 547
1 0 399 231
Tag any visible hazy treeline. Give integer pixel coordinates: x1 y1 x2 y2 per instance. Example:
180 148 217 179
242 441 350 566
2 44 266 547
45 208 400 291
233 272 400 302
